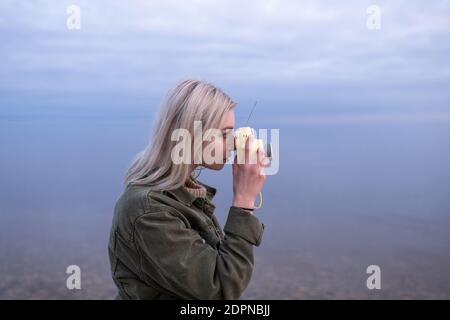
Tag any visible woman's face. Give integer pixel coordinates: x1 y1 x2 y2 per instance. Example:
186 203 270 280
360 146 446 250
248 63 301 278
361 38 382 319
201 110 235 171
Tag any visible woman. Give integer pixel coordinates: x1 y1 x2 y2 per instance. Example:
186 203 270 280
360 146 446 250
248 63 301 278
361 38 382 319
108 79 267 299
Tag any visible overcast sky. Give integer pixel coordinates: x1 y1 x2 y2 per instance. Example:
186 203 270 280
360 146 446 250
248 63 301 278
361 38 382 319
1 0 449 112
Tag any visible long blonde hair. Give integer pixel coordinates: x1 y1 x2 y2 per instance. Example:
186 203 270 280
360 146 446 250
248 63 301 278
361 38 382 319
124 79 236 190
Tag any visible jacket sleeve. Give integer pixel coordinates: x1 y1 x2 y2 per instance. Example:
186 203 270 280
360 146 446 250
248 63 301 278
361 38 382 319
133 206 265 300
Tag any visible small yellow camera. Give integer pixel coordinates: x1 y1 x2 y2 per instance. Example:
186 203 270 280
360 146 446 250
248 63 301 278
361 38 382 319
234 127 272 160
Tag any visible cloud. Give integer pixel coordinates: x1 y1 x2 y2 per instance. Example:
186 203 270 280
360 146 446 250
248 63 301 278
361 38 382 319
259 112 450 126
0 0 449 102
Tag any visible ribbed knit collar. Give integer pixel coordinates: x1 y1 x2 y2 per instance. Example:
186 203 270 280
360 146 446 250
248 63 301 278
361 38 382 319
184 176 208 198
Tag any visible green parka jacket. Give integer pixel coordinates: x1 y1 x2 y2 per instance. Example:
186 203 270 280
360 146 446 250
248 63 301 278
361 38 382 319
108 178 265 299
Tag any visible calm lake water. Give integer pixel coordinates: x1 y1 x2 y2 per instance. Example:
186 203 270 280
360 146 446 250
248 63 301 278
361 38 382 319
1 106 449 299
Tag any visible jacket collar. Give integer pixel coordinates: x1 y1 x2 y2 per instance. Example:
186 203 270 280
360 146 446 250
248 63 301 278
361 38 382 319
163 178 217 206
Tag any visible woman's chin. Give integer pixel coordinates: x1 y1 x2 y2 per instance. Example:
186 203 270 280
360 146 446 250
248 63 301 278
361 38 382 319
204 163 226 171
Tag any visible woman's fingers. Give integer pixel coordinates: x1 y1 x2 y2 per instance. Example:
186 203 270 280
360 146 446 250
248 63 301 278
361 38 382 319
236 134 270 169
257 145 270 168
244 135 255 164
232 154 237 172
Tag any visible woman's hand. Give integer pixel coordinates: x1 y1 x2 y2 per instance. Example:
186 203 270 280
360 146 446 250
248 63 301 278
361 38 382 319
232 135 268 210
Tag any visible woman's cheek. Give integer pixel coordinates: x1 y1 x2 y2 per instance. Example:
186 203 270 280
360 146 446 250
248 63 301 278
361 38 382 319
215 139 225 162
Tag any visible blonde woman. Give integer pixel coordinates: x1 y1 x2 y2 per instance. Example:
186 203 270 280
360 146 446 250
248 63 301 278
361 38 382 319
108 79 267 299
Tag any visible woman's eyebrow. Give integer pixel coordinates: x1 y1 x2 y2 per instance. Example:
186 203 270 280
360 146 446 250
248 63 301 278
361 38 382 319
221 126 234 131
